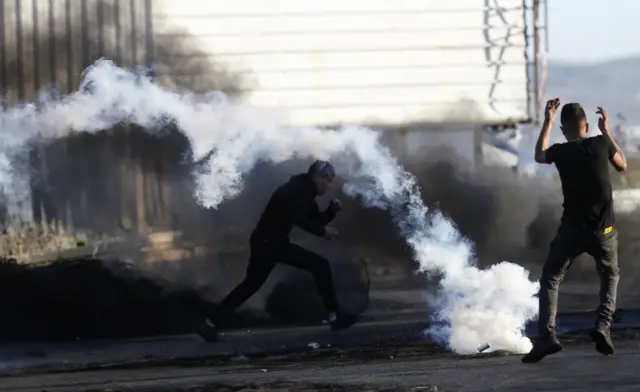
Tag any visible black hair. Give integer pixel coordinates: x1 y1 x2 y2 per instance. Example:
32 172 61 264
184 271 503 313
560 103 587 129
308 160 335 178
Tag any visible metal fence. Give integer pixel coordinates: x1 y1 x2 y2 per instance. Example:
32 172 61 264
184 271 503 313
0 0 181 235
0 0 154 102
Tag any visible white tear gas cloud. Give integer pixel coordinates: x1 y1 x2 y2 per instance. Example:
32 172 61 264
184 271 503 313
0 60 539 354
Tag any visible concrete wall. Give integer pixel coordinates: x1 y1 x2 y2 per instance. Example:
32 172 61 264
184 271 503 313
382 127 481 167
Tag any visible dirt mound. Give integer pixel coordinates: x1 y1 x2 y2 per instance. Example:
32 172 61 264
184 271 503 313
0 250 372 341
0 257 272 341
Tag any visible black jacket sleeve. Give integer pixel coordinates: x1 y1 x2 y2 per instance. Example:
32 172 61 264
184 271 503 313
316 207 336 225
286 194 326 237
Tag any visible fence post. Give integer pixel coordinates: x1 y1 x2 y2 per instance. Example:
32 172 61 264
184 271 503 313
65 0 73 93
48 0 55 86
15 0 24 100
114 0 121 64
0 0 6 106
32 0 39 92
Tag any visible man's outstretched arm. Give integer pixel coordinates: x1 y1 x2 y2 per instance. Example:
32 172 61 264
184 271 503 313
598 106 627 172
534 98 561 164
606 133 627 172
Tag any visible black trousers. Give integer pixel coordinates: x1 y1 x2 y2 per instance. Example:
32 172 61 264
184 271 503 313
214 236 340 323
538 223 619 336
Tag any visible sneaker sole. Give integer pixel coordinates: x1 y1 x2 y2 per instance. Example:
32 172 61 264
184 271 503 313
589 330 614 355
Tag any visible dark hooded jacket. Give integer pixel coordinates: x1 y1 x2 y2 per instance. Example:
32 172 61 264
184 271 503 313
252 174 336 241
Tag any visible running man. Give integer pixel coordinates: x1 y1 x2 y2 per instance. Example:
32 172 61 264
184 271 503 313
197 160 358 342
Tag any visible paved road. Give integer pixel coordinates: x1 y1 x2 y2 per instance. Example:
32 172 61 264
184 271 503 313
1 308 636 375
0 309 638 391
2 341 639 392
0 318 431 375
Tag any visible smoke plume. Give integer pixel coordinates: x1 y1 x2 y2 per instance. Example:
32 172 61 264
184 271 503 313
0 60 539 354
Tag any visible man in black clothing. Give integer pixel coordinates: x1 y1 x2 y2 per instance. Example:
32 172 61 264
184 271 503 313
197 160 358 342
522 99 627 363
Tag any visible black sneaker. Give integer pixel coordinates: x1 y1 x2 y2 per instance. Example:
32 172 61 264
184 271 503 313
330 313 358 332
590 322 614 355
521 335 563 363
196 318 221 343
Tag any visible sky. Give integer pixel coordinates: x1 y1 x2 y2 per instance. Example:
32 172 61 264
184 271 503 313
547 0 640 63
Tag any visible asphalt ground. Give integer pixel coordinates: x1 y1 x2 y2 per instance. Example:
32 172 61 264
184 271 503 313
2 329 639 392
1 312 639 392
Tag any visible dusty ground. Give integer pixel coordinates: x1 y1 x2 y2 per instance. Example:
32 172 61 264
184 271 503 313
2 329 640 392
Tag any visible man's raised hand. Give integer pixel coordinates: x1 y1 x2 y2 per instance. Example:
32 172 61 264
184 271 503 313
328 198 342 213
597 106 610 135
545 98 561 122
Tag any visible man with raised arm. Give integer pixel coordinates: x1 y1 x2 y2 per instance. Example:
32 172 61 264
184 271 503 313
522 99 627 363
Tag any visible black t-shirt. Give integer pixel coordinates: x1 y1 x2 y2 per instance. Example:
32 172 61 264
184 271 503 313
545 135 617 231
